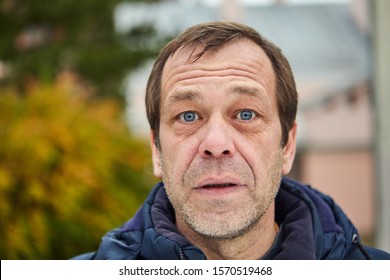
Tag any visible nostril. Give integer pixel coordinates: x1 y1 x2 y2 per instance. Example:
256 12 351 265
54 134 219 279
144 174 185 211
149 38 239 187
203 149 231 157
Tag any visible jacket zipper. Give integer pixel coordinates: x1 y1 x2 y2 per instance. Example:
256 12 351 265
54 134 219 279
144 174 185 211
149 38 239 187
352 234 372 260
178 247 185 260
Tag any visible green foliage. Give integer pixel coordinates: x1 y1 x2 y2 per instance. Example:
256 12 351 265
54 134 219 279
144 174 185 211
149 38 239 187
0 81 156 259
0 0 160 98
0 0 164 259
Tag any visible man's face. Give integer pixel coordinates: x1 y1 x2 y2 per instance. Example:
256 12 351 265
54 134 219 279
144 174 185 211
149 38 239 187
151 39 296 239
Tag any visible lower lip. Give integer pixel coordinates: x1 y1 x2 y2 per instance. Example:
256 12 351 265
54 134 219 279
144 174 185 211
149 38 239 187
193 185 245 196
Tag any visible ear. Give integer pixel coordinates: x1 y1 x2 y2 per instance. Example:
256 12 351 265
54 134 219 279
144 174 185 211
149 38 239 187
150 130 162 178
282 121 297 175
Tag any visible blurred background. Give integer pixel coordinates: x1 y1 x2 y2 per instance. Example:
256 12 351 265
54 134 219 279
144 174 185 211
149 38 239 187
0 0 389 259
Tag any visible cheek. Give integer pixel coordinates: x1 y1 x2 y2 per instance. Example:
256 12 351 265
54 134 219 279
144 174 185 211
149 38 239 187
159 133 200 175
236 133 282 171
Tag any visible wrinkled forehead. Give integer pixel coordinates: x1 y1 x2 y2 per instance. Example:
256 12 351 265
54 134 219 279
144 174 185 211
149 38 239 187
165 38 267 67
161 39 276 97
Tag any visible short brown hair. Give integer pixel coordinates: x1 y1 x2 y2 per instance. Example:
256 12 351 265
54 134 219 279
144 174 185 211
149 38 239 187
146 21 297 148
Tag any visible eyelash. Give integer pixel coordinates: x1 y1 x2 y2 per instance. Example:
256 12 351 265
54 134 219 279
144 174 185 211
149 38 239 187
235 109 257 121
178 111 200 122
176 109 258 123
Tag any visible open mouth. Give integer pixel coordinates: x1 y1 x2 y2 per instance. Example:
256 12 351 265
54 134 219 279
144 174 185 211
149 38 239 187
201 183 237 189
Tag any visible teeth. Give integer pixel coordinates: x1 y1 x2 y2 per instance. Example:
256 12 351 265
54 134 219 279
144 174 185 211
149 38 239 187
205 183 235 188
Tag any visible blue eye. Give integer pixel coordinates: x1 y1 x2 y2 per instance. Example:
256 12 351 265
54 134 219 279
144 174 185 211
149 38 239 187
237 109 255 121
179 111 198 122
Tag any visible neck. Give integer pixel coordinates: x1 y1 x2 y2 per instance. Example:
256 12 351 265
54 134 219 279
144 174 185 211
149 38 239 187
176 202 277 260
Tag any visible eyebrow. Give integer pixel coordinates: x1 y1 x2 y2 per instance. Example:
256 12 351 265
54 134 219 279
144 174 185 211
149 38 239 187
167 90 202 104
166 84 266 106
229 84 265 98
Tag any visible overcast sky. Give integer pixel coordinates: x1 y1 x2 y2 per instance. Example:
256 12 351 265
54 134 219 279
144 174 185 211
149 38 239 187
179 0 350 6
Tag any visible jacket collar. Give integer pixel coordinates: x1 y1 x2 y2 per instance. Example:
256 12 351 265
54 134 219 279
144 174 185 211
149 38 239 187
97 177 359 259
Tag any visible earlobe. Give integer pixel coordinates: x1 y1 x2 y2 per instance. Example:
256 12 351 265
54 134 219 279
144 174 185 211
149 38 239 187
150 131 162 178
282 122 297 175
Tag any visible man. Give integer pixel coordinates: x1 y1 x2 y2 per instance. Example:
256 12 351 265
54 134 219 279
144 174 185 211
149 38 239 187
75 22 390 259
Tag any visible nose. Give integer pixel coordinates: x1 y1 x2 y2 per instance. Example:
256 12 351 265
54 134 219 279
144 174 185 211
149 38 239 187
198 115 235 159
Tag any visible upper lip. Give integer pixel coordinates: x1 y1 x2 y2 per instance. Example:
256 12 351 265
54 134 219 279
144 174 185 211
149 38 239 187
195 177 243 189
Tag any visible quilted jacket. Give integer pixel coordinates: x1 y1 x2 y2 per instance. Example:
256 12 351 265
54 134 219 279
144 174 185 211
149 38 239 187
73 177 390 260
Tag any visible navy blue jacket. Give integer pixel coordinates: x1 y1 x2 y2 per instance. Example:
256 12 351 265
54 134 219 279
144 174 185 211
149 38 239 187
74 177 390 260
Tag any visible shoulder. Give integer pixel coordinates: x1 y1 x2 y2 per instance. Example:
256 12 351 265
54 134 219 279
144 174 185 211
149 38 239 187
70 184 164 260
366 247 390 259
346 245 390 260
70 252 97 260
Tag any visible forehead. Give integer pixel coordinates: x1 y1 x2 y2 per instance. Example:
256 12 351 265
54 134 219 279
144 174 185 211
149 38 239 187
161 39 276 98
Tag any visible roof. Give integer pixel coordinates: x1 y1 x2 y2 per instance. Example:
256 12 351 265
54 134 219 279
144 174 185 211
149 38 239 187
116 2 370 107
119 1 372 142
